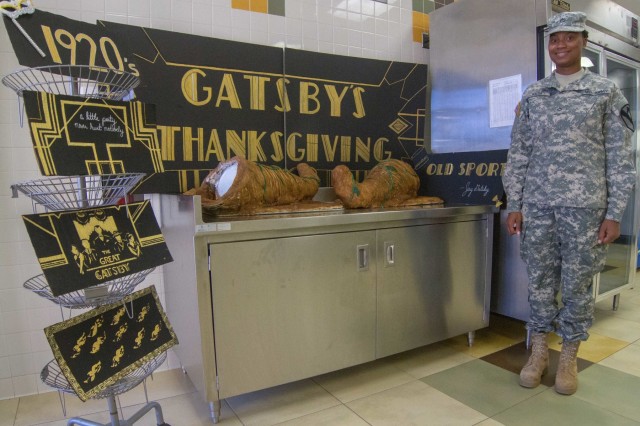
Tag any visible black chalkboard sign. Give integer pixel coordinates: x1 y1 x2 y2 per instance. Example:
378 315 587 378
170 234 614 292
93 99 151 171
416 149 508 206
23 201 173 296
23 91 163 176
44 286 177 401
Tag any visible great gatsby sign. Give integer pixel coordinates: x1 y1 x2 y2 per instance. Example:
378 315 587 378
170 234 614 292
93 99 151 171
22 200 173 296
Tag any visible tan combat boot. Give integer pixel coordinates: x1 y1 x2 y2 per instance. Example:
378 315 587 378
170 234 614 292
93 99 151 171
519 333 549 388
555 340 580 395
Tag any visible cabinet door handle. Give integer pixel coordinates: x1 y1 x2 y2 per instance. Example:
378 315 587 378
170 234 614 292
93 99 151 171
357 244 369 271
385 242 395 267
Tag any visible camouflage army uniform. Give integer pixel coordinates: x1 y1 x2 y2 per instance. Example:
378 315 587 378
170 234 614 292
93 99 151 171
503 70 635 342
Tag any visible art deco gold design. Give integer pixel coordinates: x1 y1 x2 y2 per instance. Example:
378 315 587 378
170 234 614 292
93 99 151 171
71 333 87 358
27 92 164 176
111 307 126 326
44 286 178 401
84 361 102 384
111 345 125 367
389 117 410 134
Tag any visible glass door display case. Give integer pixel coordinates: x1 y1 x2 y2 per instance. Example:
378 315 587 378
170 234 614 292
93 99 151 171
588 47 640 306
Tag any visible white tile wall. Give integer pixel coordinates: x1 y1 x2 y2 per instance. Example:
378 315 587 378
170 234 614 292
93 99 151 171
0 0 426 400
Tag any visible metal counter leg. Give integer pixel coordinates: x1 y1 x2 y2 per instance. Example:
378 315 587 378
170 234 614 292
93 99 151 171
613 294 620 311
467 331 475 347
209 400 222 424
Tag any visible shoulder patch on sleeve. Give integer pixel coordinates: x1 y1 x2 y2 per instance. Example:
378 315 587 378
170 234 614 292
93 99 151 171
621 104 635 132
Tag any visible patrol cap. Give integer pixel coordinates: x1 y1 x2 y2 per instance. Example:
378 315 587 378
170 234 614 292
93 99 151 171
546 11 587 35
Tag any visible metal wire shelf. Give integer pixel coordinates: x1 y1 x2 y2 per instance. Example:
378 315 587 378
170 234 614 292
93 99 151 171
24 268 154 309
1 65 139 101
41 351 167 399
11 173 145 211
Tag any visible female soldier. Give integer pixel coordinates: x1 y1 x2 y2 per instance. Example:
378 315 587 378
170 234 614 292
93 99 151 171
503 11 636 395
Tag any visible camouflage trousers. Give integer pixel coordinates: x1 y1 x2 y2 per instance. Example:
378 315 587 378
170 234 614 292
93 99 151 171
520 204 608 342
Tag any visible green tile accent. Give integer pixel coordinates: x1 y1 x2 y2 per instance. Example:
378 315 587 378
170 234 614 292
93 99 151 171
425 1 435 13
421 359 547 417
268 0 285 17
412 0 435 13
575 364 640 422
493 388 640 425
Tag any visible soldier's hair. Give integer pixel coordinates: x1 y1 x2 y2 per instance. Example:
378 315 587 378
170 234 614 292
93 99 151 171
582 30 589 39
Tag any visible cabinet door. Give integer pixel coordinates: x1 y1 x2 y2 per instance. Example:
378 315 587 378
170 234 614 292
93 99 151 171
376 220 489 357
209 231 377 399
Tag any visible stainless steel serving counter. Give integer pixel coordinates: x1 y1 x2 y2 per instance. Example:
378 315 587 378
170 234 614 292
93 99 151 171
160 195 496 423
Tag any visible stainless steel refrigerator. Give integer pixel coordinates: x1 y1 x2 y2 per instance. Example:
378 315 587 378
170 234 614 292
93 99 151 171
429 0 640 320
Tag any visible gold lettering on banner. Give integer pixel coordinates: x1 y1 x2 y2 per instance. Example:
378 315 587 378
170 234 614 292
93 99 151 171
183 127 204 162
205 129 224 162
373 138 390 161
355 137 370 162
425 163 454 176
157 127 394 164
227 130 247 158
248 131 268 162
216 74 242 108
300 82 320 115
180 69 368 118
322 135 339 162
353 87 366 118
244 75 270 110
270 131 285 162
425 162 505 177
275 78 291 112
458 162 506 177
340 136 351 162
181 69 212 106
306 134 318 162
286 132 304 161
39 25 136 74
324 84 349 117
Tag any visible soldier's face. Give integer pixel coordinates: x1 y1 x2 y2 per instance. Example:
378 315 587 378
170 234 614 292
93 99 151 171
548 31 586 74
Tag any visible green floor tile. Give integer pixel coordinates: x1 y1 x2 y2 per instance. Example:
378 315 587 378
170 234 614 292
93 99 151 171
574 364 640 422
493 388 639 426
420 359 546 417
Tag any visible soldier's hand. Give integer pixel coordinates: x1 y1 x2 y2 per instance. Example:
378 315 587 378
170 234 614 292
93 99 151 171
598 219 621 244
506 212 523 236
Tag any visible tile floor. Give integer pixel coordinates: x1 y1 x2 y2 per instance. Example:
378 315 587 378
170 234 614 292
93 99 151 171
3 285 640 426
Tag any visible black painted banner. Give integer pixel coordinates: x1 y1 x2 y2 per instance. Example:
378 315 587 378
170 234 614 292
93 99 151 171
284 49 428 186
4 10 428 193
2 11 138 74
22 201 173 296
23 91 163 176
415 148 508 206
44 285 178 401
